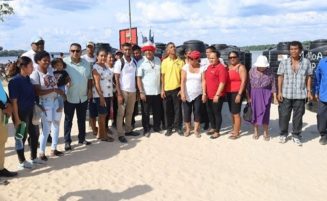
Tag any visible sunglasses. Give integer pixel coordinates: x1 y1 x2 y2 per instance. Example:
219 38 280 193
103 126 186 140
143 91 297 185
70 49 81 53
228 56 238 59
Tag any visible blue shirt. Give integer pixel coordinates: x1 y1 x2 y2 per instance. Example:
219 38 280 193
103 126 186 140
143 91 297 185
63 57 92 104
0 82 7 105
315 58 327 102
8 74 36 112
137 56 161 95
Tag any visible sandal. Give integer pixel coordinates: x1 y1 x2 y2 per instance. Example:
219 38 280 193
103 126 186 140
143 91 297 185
252 134 259 140
206 129 215 135
263 135 270 141
184 131 191 137
229 135 240 140
210 133 220 139
194 131 201 138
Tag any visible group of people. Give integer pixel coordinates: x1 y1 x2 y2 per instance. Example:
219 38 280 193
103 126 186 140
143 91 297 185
0 38 326 185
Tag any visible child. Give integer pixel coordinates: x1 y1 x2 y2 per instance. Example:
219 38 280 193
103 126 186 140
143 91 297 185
51 58 70 112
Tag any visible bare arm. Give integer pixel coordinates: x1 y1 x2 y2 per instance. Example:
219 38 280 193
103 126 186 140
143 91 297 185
180 70 187 102
137 76 146 101
202 72 207 103
307 75 313 100
238 65 247 95
277 75 284 102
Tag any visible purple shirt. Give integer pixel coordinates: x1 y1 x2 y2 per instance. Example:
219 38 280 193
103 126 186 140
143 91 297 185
248 67 276 93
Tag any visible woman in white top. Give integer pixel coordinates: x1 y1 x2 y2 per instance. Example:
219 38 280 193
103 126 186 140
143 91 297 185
92 49 114 142
180 51 206 137
30 51 65 160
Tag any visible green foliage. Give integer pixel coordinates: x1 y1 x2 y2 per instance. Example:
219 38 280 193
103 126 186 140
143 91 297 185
0 49 25 57
0 3 14 22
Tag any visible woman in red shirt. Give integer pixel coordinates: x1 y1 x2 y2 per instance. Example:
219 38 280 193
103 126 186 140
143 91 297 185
204 51 228 139
226 51 247 139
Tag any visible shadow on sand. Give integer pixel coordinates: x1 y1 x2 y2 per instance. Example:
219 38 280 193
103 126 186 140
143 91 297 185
58 184 153 201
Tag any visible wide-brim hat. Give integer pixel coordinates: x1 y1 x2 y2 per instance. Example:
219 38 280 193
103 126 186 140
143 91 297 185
254 55 269 67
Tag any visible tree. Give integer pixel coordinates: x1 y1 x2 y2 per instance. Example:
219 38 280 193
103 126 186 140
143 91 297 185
0 2 14 22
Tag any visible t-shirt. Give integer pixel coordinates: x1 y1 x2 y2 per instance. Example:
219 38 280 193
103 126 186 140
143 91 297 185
137 56 161 95
205 63 228 99
30 67 58 99
161 57 184 91
8 74 36 112
113 56 137 93
81 54 96 70
53 70 70 87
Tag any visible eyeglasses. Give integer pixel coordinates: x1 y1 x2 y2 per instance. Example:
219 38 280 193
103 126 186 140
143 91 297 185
228 56 238 59
70 49 81 53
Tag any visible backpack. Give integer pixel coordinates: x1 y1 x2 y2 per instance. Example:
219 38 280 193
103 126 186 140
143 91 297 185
119 58 137 71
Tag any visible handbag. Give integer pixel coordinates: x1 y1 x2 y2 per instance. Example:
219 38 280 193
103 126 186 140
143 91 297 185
243 103 252 122
32 103 45 125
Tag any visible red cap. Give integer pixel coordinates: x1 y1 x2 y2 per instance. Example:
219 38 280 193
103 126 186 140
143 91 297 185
188 51 201 60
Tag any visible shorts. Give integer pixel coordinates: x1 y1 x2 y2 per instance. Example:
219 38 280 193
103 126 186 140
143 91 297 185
226 92 243 114
94 97 111 115
88 99 98 118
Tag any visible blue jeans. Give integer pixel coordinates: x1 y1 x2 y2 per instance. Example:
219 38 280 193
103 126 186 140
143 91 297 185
64 101 88 144
39 97 62 153
57 86 66 109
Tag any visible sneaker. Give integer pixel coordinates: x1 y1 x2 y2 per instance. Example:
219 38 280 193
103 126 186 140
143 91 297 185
319 135 327 145
292 136 302 146
51 150 64 157
31 158 46 165
0 168 18 177
18 160 33 170
39 154 48 161
279 135 287 144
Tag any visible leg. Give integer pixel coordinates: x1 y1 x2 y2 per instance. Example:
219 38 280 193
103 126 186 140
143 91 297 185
88 99 98 135
213 98 224 133
27 112 39 160
182 101 192 136
76 101 88 143
206 100 216 132
124 92 136 133
253 124 259 139
64 101 76 144
172 89 182 131
292 99 305 136
193 96 202 136
0 113 8 170
278 98 292 136
141 97 150 132
152 95 162 131
163 91 174 131
116 91 127 137
263 124 270 141
317 101 327 136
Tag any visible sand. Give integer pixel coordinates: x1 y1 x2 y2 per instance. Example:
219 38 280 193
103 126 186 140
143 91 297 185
0 103 326 201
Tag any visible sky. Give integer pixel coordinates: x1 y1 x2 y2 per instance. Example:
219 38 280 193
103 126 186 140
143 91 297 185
0 0 327 52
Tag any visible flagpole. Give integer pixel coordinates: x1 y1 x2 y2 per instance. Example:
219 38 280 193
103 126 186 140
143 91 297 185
128 0 132 43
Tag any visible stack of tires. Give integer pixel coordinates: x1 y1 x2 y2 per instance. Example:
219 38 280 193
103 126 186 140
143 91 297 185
183 40 206 58
262 42 290 73
95 43 112 54
212 44 252 71
154 42 166 59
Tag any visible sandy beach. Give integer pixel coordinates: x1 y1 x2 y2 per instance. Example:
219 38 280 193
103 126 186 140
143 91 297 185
0 103 326 201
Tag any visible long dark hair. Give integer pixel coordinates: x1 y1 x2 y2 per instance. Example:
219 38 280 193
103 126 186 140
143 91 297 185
6 56 32 79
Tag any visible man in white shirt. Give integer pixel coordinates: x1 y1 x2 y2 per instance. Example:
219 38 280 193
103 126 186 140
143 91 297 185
114 43 140 143
22 36 45 70
137 42 162 137
81 42 98 136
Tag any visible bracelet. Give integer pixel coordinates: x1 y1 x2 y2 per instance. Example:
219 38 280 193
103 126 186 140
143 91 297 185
237 93 242 96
